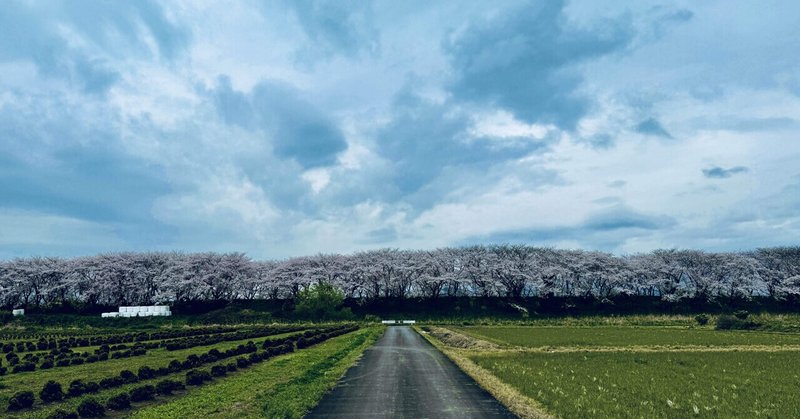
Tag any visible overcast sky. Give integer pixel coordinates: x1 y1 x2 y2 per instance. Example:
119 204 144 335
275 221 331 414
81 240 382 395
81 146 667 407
1 0 799 259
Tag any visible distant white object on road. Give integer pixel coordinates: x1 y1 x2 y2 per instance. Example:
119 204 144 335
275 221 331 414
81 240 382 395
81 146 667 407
12 309 24 316
402 320 416 324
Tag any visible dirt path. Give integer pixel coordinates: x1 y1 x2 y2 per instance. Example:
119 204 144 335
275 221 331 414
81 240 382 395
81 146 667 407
306 326 516 419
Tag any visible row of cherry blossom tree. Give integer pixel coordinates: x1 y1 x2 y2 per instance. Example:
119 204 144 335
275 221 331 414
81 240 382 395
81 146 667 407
1 246 799 308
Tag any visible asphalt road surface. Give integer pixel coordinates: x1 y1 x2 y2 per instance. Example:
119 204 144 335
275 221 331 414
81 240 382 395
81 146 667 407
306 326 516 419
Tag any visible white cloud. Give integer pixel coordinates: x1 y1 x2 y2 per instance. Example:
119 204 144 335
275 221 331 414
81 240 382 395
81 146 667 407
469 110 554 140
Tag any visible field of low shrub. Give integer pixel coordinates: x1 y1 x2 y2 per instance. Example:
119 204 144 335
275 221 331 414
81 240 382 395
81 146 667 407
0 322 366 418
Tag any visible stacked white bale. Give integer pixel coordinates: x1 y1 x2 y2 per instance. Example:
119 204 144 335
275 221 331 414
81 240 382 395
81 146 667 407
381 320 396 324
107 305 172 317
402 320 416 324
12 309 25 316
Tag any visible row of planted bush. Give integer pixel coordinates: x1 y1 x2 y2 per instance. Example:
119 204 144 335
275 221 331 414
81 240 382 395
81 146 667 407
31 347 297 419
1 326 238 354
7 337 296 413
7 378 188 418
296 324 360 349
163 325 307 351
0 344 148 375
0 325 308 375
6 324 359 414
0 329 126 342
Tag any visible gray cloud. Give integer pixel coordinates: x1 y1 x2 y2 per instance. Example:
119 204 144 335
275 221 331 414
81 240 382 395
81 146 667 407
0 0 188 94
635 118 673 138
285 0 379 60
211 77 348 169
444 0 633 128
373 88 551 205
458 205 676 251
702 166 749 179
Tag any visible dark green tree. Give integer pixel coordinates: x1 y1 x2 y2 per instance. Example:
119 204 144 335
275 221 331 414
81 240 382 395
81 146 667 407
294 282 350 320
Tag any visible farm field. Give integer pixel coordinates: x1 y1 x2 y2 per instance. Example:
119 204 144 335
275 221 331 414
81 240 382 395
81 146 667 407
471 350 800 418
452 325 800 349
432 323 800 418
0 322 372 418
132 327 382 418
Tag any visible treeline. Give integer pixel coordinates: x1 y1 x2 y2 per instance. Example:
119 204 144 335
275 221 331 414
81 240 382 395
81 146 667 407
1 246 799 309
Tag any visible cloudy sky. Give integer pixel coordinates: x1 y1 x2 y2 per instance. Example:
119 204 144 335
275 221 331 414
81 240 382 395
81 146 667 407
1 0 799 259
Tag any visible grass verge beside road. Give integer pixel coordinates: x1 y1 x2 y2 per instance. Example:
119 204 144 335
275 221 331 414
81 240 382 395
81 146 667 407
417 326 553 419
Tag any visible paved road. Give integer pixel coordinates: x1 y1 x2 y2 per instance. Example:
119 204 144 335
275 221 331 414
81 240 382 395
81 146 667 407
306 326 516 419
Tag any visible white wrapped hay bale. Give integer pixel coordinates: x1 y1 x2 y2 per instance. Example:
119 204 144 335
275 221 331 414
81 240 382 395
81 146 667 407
12 309 25 316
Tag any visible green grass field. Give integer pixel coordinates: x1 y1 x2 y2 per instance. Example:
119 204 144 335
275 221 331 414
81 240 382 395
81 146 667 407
433 320 800 418
471 350 800 418
453 325 800 348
